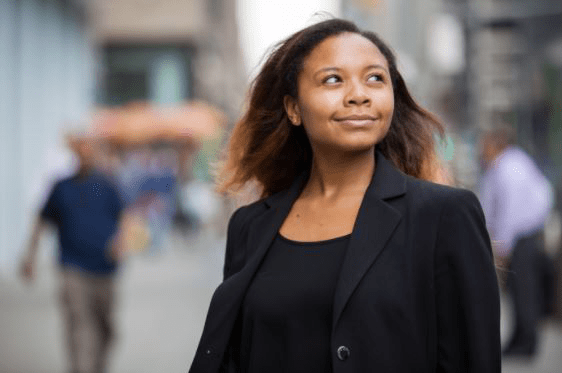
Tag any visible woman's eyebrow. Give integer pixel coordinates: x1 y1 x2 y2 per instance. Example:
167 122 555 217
365 64 390 73
313 64 389 77
314 66 340 74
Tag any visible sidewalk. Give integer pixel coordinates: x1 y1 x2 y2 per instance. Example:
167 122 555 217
500 293 562 373
0 230 225 373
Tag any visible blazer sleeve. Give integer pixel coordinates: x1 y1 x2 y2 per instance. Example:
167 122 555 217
434 189 501 373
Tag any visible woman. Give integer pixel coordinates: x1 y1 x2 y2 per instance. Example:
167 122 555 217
190 18 500 373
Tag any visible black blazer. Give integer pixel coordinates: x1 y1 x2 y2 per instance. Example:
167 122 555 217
189 153 501 373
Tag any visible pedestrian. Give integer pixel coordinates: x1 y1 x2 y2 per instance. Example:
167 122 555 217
21 134 125 373
479 123 555 357
190 18 501 373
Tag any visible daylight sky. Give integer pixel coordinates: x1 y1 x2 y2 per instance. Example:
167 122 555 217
236 0 342 78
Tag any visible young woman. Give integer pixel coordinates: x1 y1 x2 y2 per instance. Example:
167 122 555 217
189 18 500 373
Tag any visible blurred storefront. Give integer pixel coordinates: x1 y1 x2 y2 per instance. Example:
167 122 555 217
91 0 246 120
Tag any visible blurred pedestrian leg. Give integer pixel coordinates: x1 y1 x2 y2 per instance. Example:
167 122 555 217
61 268 115 373
505 232 542 355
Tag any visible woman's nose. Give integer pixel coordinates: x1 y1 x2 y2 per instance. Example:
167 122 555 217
345 81 370 106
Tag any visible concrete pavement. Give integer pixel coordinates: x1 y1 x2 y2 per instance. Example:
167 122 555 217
0 230 225 373
0 230 561 373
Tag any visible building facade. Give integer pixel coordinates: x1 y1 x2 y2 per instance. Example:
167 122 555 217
0 0 96 275
91 0 247 120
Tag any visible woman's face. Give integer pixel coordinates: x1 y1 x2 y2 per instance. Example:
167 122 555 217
284 32 394 154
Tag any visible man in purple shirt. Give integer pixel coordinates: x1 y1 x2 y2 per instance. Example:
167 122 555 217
479 125 554 357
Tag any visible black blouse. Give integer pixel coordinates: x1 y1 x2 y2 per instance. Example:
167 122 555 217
239 233 350 373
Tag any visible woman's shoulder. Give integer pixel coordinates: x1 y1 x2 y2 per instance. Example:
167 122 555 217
403 177 489 252
404 175 481 211
228 197 269 230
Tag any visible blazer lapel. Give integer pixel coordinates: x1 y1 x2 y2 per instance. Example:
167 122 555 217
200 173 307 367
238 174 306 285
332 153 407 327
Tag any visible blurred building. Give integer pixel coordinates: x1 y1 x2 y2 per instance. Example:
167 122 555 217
91 0 246 120
464 0 562 184
437 0 562 185
0 0 96 276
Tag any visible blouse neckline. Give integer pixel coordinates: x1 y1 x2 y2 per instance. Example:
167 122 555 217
277 232 352 246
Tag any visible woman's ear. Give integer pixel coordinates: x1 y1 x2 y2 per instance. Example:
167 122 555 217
283 95 301 126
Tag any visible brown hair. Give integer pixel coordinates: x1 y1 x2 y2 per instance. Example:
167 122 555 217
217 18 444 198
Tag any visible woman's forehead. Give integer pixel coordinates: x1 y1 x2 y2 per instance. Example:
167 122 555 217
302 32 388 72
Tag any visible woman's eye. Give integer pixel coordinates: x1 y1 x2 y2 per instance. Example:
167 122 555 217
324 75 340 84
367 74 383 82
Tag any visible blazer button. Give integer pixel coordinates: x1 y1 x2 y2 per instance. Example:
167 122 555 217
337 346 350 361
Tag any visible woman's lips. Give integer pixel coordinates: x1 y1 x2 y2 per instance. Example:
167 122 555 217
335 115 377 127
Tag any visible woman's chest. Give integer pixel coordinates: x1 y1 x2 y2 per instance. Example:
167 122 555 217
279 197 363 241
243 234 349 319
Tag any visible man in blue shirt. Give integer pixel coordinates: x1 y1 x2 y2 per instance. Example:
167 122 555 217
21 135 125 373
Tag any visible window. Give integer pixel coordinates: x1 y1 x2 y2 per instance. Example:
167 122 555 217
100 44 193 106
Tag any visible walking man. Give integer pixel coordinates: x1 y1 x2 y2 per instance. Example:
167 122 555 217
21 135 125 373
479 124 554 357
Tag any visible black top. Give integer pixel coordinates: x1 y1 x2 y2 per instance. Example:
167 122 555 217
239 233 350 373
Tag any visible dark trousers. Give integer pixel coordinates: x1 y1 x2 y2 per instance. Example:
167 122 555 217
506 231 554 353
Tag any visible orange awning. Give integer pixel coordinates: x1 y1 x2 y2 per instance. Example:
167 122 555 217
92 100 226 147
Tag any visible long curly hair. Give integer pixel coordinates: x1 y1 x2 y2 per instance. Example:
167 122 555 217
217 18 445 198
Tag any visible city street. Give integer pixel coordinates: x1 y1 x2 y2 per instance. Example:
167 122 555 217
2 1 561 373
0 230 561 373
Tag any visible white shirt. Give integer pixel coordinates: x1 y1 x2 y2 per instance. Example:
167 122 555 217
479 146 554 257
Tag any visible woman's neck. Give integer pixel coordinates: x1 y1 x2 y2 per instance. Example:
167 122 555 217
303 147 375 201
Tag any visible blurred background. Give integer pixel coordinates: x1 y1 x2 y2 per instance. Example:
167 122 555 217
1 0 561 372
